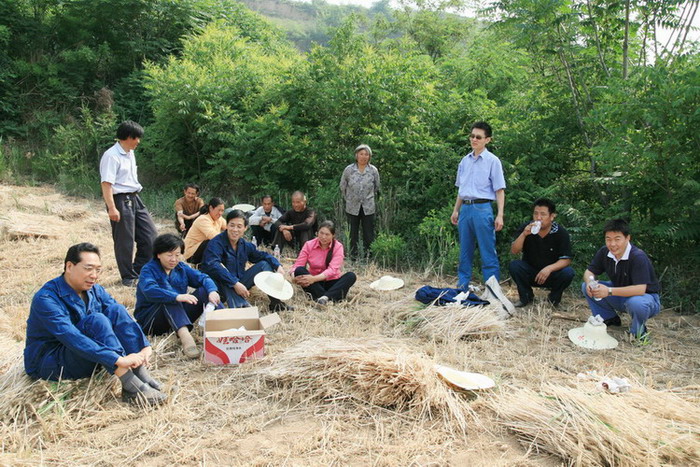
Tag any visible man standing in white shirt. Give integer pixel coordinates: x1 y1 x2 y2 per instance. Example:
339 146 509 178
100 121 158 287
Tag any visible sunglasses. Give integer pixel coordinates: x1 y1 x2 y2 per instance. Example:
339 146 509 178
469 134 487 140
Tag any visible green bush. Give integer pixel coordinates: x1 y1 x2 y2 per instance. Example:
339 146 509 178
418 207 460 276
370 232 406 270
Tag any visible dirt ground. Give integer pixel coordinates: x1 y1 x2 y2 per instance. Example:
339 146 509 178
0 184 698 466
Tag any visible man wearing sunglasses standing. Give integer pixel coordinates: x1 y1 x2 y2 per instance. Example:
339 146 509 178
450 121 506 290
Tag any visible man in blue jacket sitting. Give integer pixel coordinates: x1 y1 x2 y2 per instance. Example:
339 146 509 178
201 210 292 311
24 243 167 406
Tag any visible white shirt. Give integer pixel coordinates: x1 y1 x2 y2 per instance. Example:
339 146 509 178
607 242 632 265
248 206 283 231
99 142 142 194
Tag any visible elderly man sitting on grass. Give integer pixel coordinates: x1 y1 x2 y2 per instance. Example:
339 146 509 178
24 243 167 406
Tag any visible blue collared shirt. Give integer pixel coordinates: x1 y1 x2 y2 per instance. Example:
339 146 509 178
24 275 148 377
200 232 281 288
134 259 218 318
455 148 506 200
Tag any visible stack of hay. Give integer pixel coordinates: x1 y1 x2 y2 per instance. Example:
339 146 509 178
261 337 475 432
398 304 505 342
490 382 700 466
0 211 67 240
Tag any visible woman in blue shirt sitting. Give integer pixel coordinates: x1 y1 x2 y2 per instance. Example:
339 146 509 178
135 233 221 359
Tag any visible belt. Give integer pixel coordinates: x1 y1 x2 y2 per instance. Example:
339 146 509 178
462 198 492 204
114 192 139 197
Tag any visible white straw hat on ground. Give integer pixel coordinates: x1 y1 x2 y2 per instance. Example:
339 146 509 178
254 271 294 301
370 275 404 291
232 203 255 213
568 315 618 350
435 365 495 391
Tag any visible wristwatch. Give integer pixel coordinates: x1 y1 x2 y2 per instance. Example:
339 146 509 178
608 287 613 296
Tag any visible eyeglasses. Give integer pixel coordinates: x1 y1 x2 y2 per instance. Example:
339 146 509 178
79 264 103 275
469 134 487 140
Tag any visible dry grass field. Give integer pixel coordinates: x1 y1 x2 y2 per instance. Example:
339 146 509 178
0 184 698 466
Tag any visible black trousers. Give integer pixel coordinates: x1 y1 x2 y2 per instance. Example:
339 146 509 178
187 240 210 265
175 215 195 238
347 206 375 258
294 267 357 302
110 193 158 281
272 227 313 253
251 224 278 246
508 259 575 305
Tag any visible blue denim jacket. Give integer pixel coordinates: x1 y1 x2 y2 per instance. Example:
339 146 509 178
200 232 280 288
134 259 218 321
24 275 149 377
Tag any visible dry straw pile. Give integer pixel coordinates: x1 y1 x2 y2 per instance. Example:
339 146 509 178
490 382 700 466
397 303 505 342
261 337 475 433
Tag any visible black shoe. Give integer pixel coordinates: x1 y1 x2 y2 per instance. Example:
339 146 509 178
121 278 138 287
547 294 562 307
271 302 294 312
514 300 530 308
604 315 622 327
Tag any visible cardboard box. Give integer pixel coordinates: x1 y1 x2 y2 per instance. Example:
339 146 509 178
203 307 280 365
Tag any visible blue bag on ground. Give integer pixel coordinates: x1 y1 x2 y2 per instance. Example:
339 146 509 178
414 286 490 307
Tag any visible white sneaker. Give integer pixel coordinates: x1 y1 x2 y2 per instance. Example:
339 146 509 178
316 296 329 306
484 276 515 318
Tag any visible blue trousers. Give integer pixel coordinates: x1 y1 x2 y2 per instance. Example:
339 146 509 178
508 260 575 305
580 281 661 335
457 203 499 289
217 261 280 308
37 311 148 380
136 286 210 335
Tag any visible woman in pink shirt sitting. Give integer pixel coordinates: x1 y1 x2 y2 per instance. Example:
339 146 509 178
291 221 356 305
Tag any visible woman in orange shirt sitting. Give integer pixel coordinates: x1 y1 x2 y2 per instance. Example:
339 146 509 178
183 197 226 264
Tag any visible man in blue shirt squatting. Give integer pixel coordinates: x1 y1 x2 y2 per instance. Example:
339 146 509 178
24 243 167 405
509 198 575 307
450 121 506 290
201 209 293 312
582 219 661 342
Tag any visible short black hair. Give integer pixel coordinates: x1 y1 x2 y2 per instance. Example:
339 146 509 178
153 233 185 258
603 218 631 237
533 198 556 214
226 209 248 226
184 183 200 194
471 121 492 138
64 243 100 272
116 120 144 140
261 194 273 202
